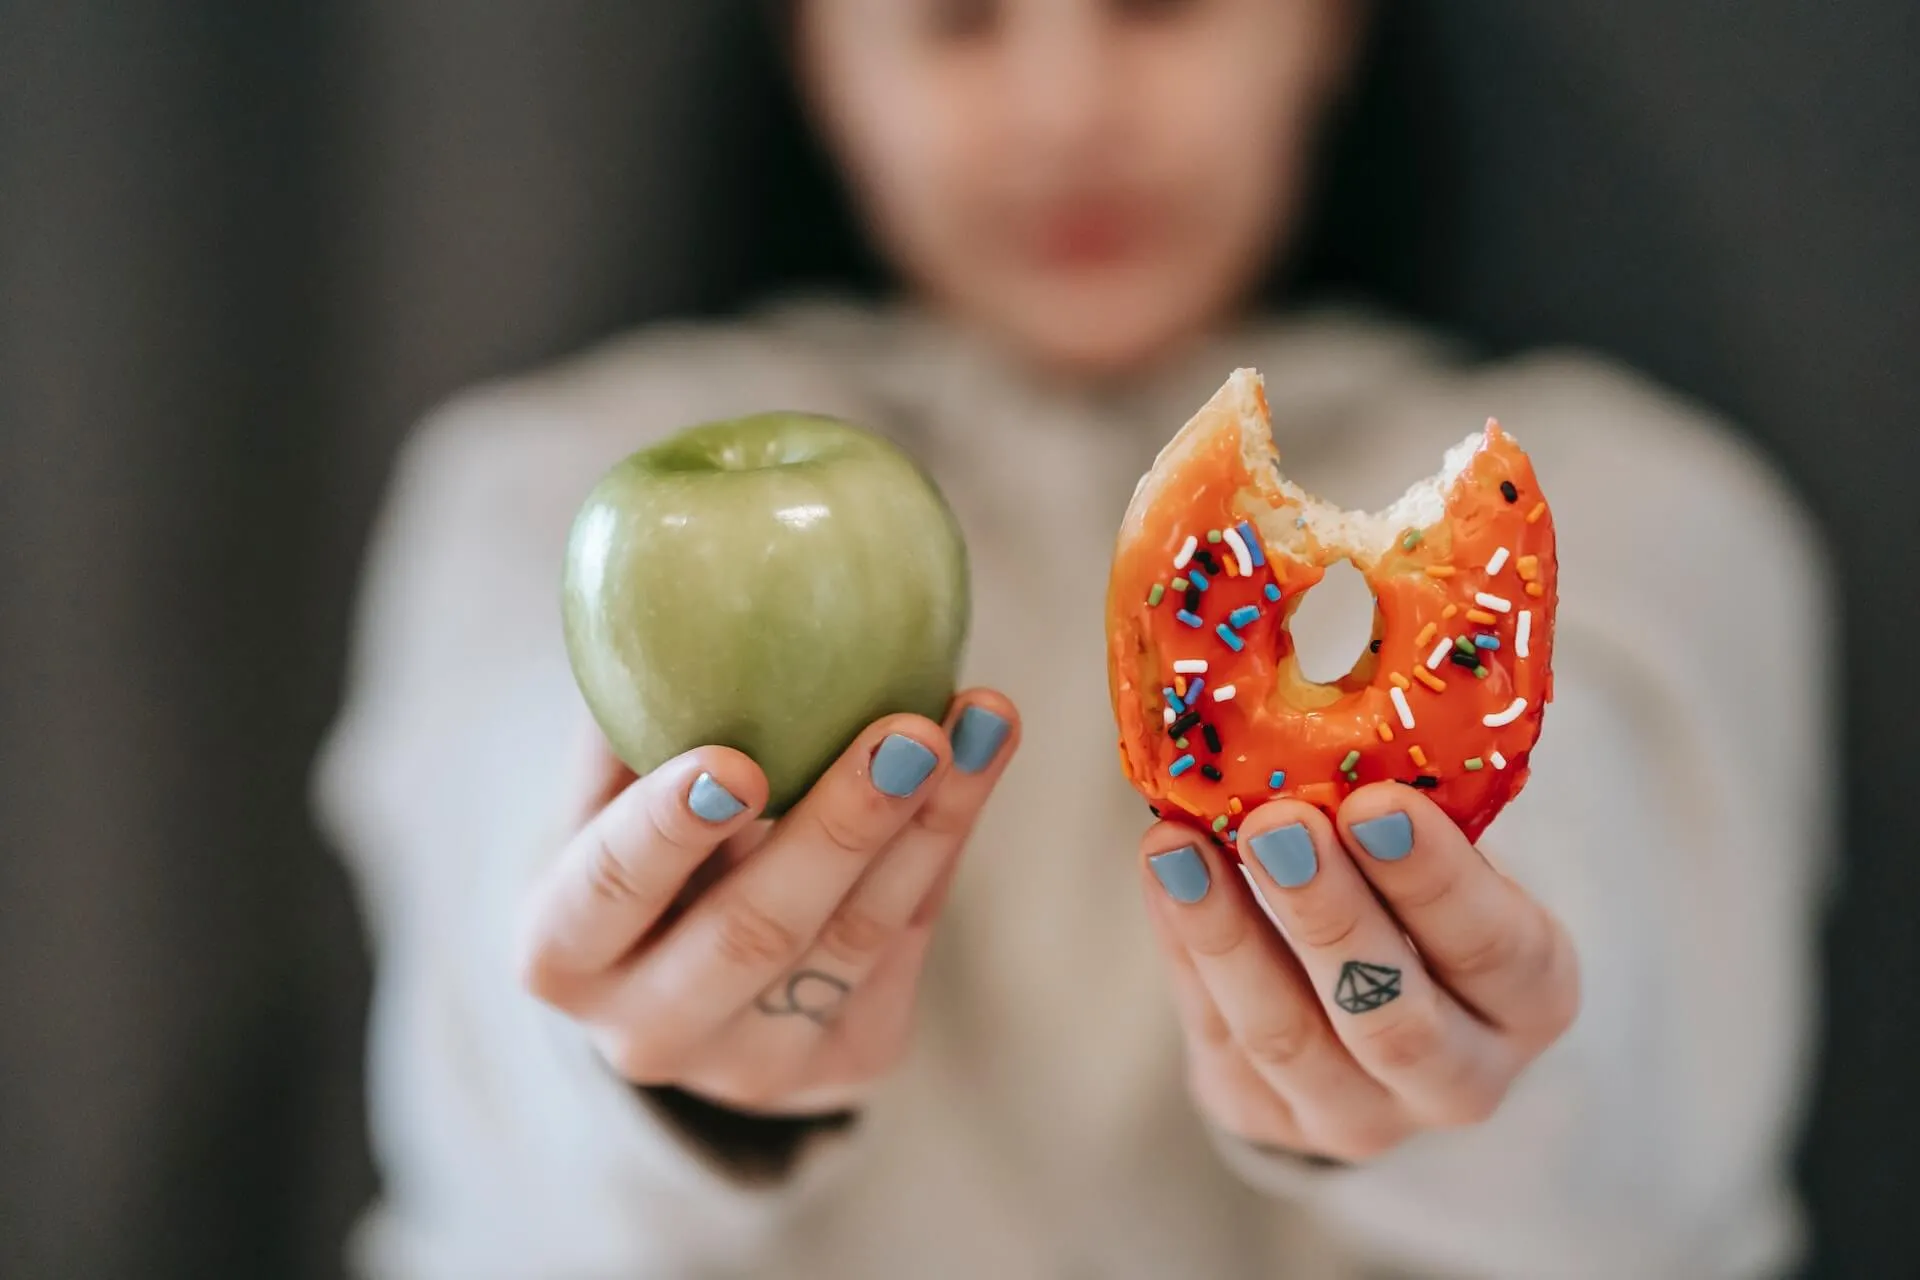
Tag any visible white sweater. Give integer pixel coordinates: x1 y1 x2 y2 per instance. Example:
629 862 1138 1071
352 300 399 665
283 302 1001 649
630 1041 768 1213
315 300 1833 1279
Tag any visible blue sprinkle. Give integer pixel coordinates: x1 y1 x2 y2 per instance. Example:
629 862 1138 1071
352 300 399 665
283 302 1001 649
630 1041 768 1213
1216 624 1245 652
1163 687 1185 714
1226 828 1239 843
1236 521 1265 567
1186 677 1205 703
1263 582 1282 603
1176 610 1204 628
1229 605 1260 629
1268 770 1287 789
1170 754 1197 778
1474 634 1501 650
1188 569 1210 592
1294 515 1307 529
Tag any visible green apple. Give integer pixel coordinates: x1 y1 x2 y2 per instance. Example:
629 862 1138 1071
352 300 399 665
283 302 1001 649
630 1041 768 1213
562 412 970 815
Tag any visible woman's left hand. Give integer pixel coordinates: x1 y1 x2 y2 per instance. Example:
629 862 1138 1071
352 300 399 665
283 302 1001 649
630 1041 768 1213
1140 784 1581 1163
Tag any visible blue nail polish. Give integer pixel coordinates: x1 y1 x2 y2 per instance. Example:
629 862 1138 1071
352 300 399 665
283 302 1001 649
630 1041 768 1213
1149 845 1210 903
1249 823 1317 887
949 706 1010 774
871 734 939 797
1351 811 1414 861
688 772 746 823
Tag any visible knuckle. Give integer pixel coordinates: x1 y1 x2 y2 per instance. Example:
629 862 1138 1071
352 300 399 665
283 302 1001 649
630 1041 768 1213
814 901 897 968
1359 998 1447 1072
711 895 803 972
1193 1001 1235 1051
910 793 976 841
1320 1119 1408 1163
1182 911 1248 961
1239 1017 1320 1074
1395 869 1462 914
1293 903 1366 952
1446 922 1522 981
585 834 646 906
814 802 884 859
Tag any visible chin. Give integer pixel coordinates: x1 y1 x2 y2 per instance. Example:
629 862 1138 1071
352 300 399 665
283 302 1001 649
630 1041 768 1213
995 293 1226 383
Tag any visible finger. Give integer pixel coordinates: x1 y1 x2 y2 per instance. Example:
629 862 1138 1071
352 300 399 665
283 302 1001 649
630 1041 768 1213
1337 785 1580 1043
1234 801 1513 1127
602 715 951 1045
520 748 765 1001
1139 823 1397 1137
748 692 1021 1030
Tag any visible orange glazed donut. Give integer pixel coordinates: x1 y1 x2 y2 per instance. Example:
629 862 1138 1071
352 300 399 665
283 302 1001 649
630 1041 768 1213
1106 369 1558 847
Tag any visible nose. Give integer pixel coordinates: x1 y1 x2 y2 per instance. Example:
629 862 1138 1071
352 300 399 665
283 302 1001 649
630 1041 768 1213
1004 10 1123 162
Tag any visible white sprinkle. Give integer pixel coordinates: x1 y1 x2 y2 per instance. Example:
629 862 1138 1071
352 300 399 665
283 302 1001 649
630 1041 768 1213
1164 706 1175 725
1474 591 1513 613
1222 525 1254 577
1390 686 1416 730
1490 750 1509 770
1173 535 1198 569
1516 610 1533 659
1425 637 1453 670
1485 546 1510 575
1211 684 1237 702
1483 697 1529 727
1173 659 1209 674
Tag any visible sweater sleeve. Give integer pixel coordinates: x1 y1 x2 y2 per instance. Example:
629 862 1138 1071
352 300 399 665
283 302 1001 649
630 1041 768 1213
1212 356 1837 1279
312 326 884 1279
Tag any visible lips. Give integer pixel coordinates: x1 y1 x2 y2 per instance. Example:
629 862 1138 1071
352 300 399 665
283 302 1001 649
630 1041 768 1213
1024 201 1154 269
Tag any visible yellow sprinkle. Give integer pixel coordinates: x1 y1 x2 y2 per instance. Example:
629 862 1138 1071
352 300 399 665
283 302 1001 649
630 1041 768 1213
1389 671 1411 690
1442 604 1460 619
1525 582 1545 598
1517 554 1540 579
1223 555 1239 577
1409 744 1429 768
1376 722 1395 743
1466 608 1498 625
1228 796 1243 815
1414 667 1448 692
1415 622 1437 647
1424 565 1457 578
1175 676 1187 697
1526 501 1546 524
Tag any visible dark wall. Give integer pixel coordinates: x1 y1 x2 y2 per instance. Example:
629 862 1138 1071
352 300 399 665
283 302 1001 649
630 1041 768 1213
1 2 1913 1276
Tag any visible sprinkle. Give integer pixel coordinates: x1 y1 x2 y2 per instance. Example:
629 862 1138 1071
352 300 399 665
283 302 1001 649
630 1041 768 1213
1408 744 1429 768
1176 610 1204 628
1376 722 1395 743
1206 529 1223 544
1263 582 1282 603
1216 625 1245 652
1163 706 1175 725
1517 555 1540 579
1526 582 1545 597
1170 754 1196 777
1212 683 1237 702
1449 650 1479 670
1174 676 1187 697
1415 621 1438 647
1174 659 1208 674
1390 686 1416 729
1485 546 1511 575
1464 756 1485 771
1173 535 1198 569
1344 771 1360 783
1483 696 1529 727
1339 749 1361 772
1147 583 1165 607
1294 515 1307 529
1189 569 1211 591
1163 687 1185 713
1268 770 1287 788
1425 637 1453 669
1168 708 1202 738
1171 576 1190 592
1526 501 1546 524
1516 610 1533 658
1455 635 1476 653
1211 814 1229 831
1474 592 1513 613
1402 529 1424 551
1474 634 1501 650
1226 828 1238 842
1202 724 1222 752
1184 586 1201 612
1236 522 1265 567
1425 565 1457 578
1500 480 1519 503
1465 608 1499 625
1228 796 1243 815
1411 775 1440 789
1201 764 1224 781
1490 750 1508 770
1175 737 1189 749
1414 667 1448 692
1228 605 1260 629
1442 604 1459 619
1473 665 1488 679
1370 638 1383 653
1195 549 1220 575
1389 671 1411 690
1186 678 1205 702
1222 526 1254 576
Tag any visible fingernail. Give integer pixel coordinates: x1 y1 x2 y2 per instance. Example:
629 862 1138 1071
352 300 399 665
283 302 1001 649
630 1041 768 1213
949 705 1011 774
1351 811 1414 861
688 772 746 823
1248 822 1317 888
871 734 939 797
1149 845 1210 903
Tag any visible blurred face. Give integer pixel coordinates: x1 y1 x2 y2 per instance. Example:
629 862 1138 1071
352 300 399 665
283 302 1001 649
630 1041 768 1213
796 0 1356 377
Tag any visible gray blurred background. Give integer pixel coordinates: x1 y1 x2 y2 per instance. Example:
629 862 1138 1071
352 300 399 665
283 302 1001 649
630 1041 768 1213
2 2 1916 1275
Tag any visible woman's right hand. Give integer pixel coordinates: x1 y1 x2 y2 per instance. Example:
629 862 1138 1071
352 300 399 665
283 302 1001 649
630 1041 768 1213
519 691 1019 1116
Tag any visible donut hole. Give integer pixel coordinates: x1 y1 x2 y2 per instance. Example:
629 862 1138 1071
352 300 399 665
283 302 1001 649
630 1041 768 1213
1286 557 1379 686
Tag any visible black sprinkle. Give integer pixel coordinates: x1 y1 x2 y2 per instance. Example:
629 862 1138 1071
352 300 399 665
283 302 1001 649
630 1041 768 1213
1183 586 1201 613
1449 650 1481 669
1195 549 1221 574
1369 638 1382 654
1168 709 1202 737
1202 723 1222 753
1148 805 1162 818
1500 480 1519 503
1411 775 1441 789
1200 764 1224 781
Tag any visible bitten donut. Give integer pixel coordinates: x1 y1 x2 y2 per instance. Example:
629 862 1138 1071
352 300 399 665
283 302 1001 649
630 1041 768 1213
1106 369 1558 847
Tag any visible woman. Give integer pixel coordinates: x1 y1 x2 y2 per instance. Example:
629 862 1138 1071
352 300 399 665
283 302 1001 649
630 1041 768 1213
317 1 1831 1275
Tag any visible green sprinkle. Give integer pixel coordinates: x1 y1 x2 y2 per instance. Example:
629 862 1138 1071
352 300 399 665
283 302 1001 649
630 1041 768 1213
1473 665 1489 679
1402 529 1424 551
1343 771 1360 783
1207 529 1224 544
1211 814 1230 832
1338 749 1361 772
1455 635 1475 653
1171 576 1190 592
1464 757 1485 771
1147 583 1165 606
1175 737 1189 749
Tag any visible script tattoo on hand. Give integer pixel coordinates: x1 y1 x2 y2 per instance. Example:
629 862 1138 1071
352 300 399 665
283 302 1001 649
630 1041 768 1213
754 969 851 1027
1332 960 1402 1014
